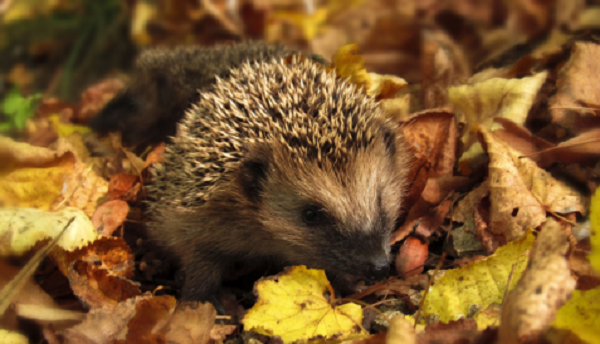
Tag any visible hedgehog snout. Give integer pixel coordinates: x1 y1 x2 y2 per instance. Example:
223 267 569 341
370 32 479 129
365 253 390 281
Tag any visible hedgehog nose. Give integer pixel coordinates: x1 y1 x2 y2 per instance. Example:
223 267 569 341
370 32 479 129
366 255 390 281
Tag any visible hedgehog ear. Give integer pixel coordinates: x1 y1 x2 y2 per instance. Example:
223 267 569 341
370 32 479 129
240 146 272 202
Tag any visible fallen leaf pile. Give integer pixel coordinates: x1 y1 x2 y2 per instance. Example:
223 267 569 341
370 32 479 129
1 1 600 343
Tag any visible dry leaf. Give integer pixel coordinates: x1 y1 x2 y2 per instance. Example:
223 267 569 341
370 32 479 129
62 294 170 344
400 109 457 178
108 173 141 202
68 259 140 308
480 128 587 241
421 29 471 109
53 236 135 278
449 71 547 173
550 41 600 131
0 207 97 257
500 218 576 343
164 302 221 344
91 200 130 236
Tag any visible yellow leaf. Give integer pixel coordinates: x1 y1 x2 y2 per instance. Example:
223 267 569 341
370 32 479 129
449 72 547 171
131 1 157 46
367 73 407 98
473 304 501 330
242 266 367 343
553 287 600 343
590 186 600 274
48 114 91 137
271 8 328 41
0 329 28 344
332 44 371 92
422 230 535 324
0 207 97 257
0 137 75 210
0 137 108 216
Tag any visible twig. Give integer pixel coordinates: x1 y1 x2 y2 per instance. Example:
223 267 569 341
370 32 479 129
494 262 516 327
0 217 76 315
413 252 446 328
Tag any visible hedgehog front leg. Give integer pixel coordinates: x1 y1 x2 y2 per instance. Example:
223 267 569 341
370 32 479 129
180 249 229 312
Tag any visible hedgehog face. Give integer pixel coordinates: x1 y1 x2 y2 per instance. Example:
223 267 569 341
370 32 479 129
242 131 408 281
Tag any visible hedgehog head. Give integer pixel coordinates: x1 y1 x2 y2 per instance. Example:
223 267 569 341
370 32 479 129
240 127 407 280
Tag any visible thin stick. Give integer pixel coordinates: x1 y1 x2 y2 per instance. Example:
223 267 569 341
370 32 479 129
413 252 446 328
494 262 516 327
0 217 76 315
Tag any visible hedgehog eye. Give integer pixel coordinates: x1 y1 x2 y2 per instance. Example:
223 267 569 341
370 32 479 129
301 205 326 226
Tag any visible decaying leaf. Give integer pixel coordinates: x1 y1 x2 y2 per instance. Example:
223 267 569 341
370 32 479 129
163 302 233 344
68 259 140 308
500 218 576 343
91 200 130 236
0 137 108 216
0 207 96 257
481 127 587 241
422 230 535 325
550 41 600 131
243 265 367 343
400 109 457 178
53 236 135 278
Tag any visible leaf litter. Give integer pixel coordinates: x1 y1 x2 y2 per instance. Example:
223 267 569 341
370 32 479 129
2 1 600 343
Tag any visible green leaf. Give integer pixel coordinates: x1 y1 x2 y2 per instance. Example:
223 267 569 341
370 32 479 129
1 88 25 115
1 87 41 131
0 122 12 132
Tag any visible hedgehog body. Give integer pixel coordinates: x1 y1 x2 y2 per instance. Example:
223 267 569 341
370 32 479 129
88 42 293 147
145 52 411 302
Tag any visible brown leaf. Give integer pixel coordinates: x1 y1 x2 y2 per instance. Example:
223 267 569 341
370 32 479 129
108 173 142 201
403 176 471 226
493 117 556 167
499 219 576 343
421 29 471 109
480 128 588 242
79 79 126 123
91 200 130 236
165 302 220 344
63 294 174 344
54 236 135 278
537 127 600 164
400 109 457 178
143 143 166 170
550 41 600 131
68 260 140 308
126 295 177 344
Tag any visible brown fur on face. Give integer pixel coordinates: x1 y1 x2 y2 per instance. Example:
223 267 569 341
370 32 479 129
252 134 408 278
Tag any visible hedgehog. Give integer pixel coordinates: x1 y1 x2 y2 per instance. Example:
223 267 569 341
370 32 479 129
142 49 411 303
88 42 295 147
